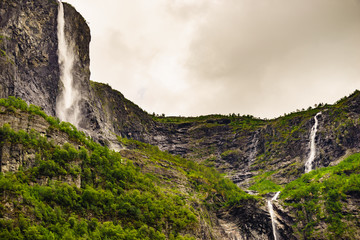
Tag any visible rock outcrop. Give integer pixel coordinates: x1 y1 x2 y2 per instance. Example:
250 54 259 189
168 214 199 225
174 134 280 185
0 0 59 115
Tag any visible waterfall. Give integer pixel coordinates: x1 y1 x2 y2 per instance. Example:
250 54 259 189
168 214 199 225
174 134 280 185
248 132 259 167
56 0 80 127
267 112 321 239
268 191 281 240
305 112 322 173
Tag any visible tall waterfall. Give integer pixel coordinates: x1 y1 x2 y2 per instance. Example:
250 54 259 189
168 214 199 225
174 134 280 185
268 191 281 240
305 112 322 173
267 112 322 239
56 0 80 127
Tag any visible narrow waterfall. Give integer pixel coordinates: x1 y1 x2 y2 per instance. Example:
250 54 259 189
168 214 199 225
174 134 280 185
267 112 321 239
268 191 281 240
305 112 322 173
248 132 259 167
56 0 80 127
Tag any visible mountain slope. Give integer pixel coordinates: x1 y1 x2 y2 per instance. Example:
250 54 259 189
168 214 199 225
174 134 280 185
0 97 274 239
1 0 359 190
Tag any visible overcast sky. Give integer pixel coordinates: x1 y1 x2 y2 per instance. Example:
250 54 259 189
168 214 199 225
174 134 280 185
65 0 360 118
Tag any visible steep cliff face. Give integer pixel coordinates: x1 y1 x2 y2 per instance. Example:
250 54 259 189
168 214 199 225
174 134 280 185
0 0 59 115
60 3 103 135
0 0 116 148
0 0 93 119
90 82 156 145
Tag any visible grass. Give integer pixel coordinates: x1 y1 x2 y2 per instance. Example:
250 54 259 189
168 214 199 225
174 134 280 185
248 171 282 194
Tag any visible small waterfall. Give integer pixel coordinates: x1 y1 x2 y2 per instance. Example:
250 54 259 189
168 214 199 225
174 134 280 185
56 0 80 127
231 131 259 188
248 132 259 167
305 112 322 173
268 191 281 240
243 132 259 187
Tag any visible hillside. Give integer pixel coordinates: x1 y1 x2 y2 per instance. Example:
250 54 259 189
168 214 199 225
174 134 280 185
1 96 360 239
0 97 273 239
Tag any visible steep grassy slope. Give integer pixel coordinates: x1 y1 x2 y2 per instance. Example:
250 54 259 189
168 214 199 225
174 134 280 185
0 97 271 239
278 152 360 239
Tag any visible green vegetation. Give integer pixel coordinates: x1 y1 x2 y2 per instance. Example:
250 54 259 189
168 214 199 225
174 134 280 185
0 97 96 149
220 149 240 159
0 35 7 57
280 153 360 239
248 171 282 195
153 114 266 131
0 49 5 57
0 97 255 239
0 35 14 64
152 115 227 124
118 137 256 208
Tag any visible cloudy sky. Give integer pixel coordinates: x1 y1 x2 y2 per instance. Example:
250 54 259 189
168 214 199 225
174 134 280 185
65 0 360 118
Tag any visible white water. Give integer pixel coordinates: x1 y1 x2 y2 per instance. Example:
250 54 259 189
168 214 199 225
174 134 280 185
268 191 281 240
56 0 80 127
267 112 321 239
305 112 322 173
248 132 259 167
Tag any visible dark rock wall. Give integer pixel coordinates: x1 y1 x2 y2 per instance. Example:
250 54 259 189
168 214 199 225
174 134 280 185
0 0 59 115
90 82 155 143
0 0 109 146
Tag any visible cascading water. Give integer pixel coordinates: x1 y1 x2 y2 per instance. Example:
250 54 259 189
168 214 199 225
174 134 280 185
56 0 80 127
268 191 281 240
243 132 259 186
267 112 322 239
305 112 322 173
248 132 259 168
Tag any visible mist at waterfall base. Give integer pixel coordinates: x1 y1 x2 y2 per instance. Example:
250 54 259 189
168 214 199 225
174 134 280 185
56 0 81 127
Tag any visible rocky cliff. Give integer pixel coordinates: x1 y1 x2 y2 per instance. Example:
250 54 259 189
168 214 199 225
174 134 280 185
0 0 126 149
0 0 59 115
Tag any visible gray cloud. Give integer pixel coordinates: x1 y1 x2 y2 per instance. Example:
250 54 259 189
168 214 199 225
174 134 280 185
185 0 360 117
66 0 360 118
